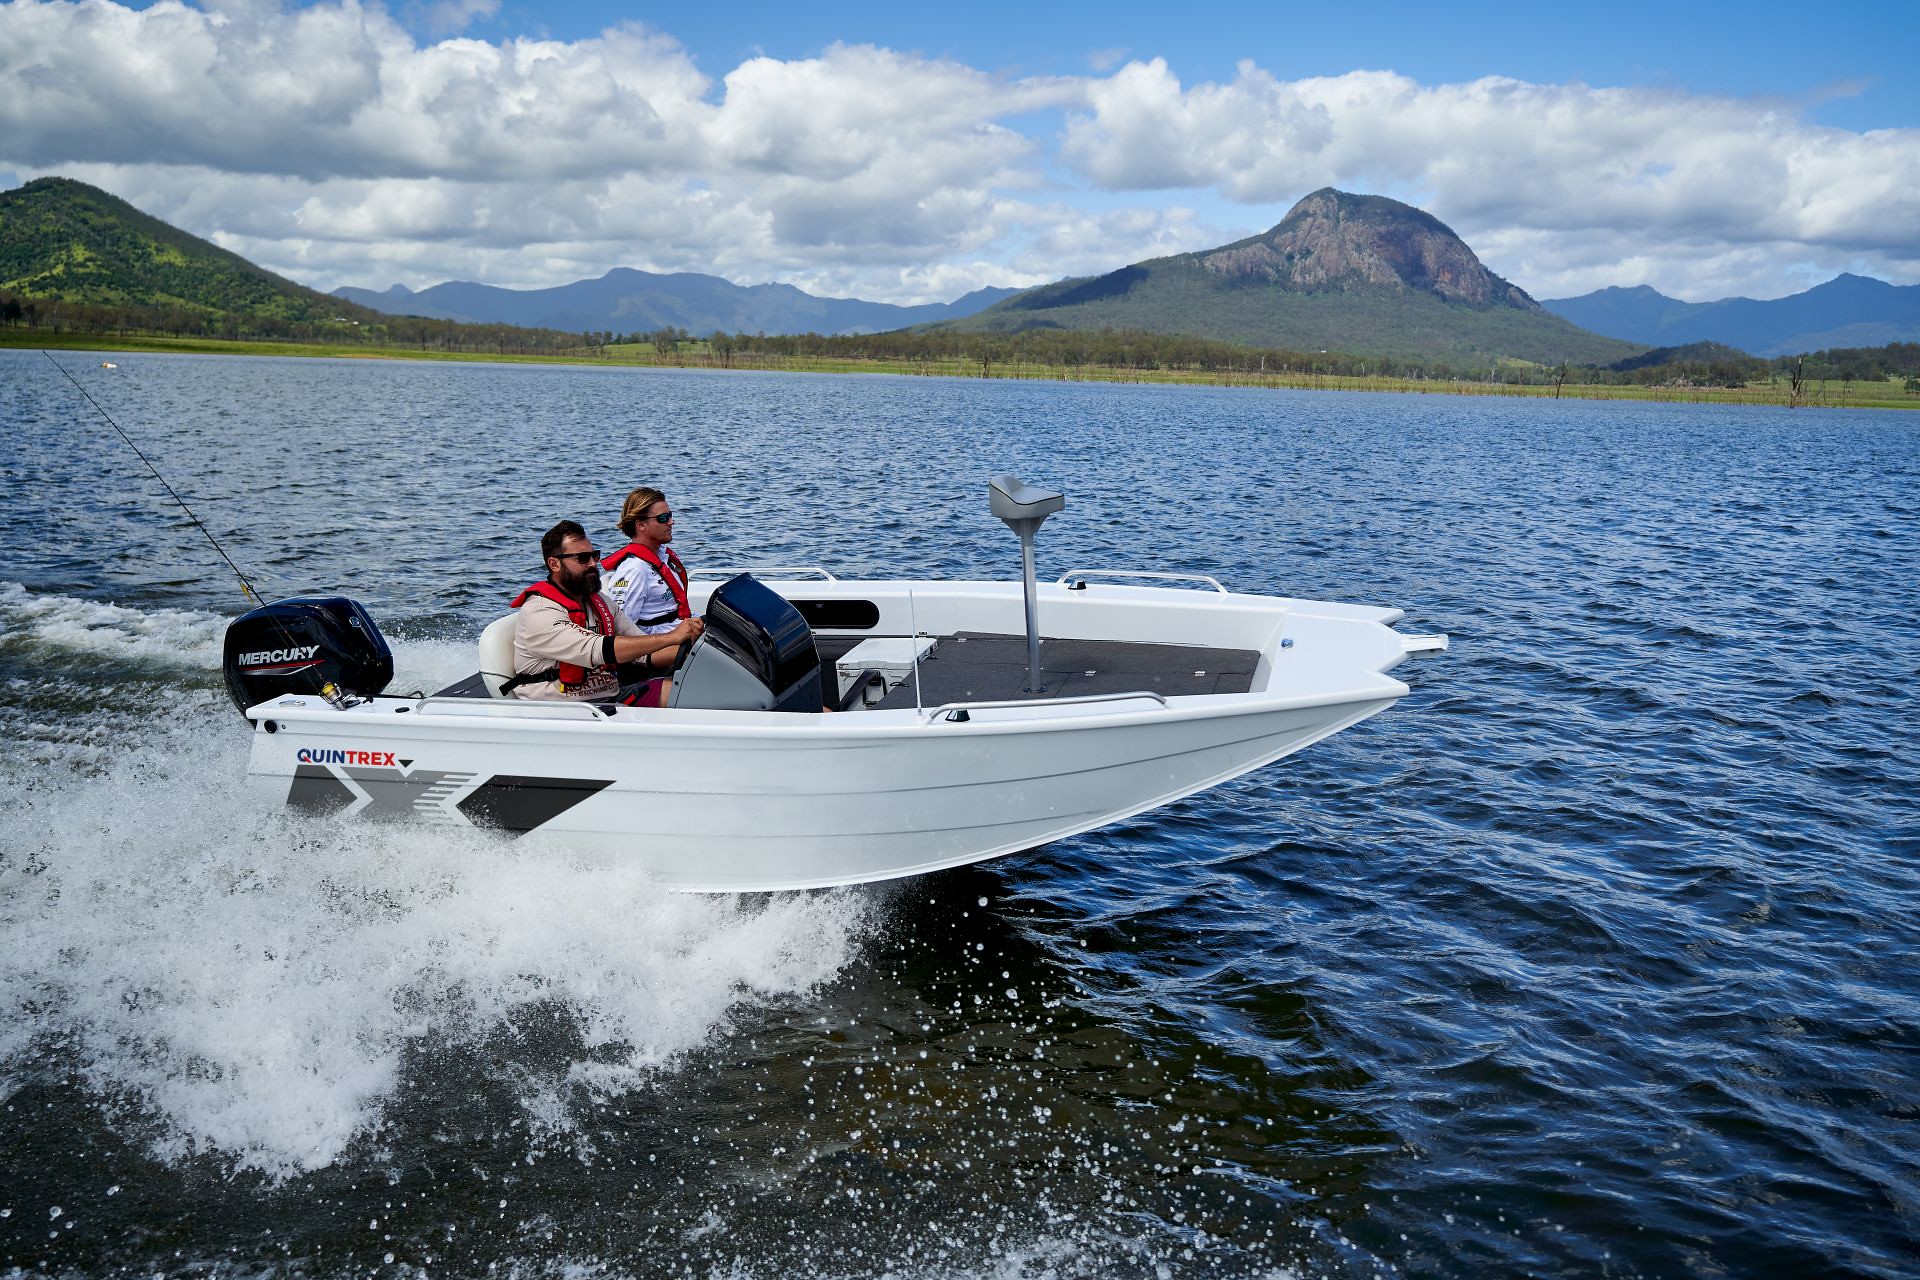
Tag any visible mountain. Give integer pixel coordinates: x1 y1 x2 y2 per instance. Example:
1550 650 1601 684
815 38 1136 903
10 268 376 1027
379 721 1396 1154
1542 274 1920 357
0 176 376 324
939 189 1641 365
334 270 1020 337
0 175 1017 340
1538 285 1690 344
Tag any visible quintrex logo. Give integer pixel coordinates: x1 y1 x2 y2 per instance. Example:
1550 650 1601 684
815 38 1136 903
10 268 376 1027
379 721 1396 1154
240 645 321 669
288 753 613 833
297 747 398 767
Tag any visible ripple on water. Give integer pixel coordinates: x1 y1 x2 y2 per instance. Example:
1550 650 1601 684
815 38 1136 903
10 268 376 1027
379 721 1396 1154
2 352 1918 1278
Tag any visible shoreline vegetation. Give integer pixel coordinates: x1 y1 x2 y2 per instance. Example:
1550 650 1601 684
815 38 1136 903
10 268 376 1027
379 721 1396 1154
8 177 1917 413
6 328 1916 411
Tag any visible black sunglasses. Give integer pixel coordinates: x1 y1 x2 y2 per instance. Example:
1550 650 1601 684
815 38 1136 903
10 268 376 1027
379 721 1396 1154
554 550 599 565
640 511 674 525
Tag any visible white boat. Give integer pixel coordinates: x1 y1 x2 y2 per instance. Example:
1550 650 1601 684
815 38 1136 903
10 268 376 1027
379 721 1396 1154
226 478 1447 892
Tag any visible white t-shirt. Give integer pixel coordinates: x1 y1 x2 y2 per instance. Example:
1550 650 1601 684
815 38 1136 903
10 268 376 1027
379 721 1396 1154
604 547 686 635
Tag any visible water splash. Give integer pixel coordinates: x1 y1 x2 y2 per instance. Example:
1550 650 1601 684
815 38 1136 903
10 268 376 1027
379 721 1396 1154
0 587 878 1178
0 580 225 670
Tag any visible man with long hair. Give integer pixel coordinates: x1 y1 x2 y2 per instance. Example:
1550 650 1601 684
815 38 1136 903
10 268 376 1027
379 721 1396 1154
602 486 693 672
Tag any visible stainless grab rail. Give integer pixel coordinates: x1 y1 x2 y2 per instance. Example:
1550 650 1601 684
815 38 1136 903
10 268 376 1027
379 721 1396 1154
690 565 839 581
1057 568 1229 593
921 690 1168 723
411 697 609 720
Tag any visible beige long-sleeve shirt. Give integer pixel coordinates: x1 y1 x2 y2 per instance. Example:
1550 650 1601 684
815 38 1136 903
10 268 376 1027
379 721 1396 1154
510 588 642 701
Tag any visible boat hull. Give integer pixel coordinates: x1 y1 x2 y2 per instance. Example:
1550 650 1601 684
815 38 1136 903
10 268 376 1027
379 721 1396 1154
244 692 1397 891
240 576 1434 891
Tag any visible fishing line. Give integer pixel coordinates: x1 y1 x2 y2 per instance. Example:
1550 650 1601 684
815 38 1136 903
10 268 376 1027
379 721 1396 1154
42 351 262 605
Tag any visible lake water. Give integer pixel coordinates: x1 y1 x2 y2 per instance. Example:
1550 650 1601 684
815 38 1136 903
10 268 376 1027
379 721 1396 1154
1 348 1915 1278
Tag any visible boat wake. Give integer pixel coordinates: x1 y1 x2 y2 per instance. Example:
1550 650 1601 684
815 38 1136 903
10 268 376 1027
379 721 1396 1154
0 580 228 669
0 585 879 1179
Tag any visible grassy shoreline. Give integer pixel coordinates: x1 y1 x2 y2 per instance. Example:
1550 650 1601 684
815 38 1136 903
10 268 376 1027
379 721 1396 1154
7 328 1915 411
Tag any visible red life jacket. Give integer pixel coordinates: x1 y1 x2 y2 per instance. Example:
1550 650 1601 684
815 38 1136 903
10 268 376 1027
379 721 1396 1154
601 542 690 621
509 580 617 690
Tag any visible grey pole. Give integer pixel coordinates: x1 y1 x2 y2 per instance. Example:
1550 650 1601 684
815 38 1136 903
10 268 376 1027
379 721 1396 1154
1019 529 1041 691
988 474 1065 696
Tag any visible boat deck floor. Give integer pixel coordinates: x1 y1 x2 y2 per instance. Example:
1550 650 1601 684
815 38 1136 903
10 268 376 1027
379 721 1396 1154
859 632 1260 709
432 632 1262 706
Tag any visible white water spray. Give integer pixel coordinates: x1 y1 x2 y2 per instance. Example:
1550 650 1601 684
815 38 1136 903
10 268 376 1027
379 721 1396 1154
0 585 879 1178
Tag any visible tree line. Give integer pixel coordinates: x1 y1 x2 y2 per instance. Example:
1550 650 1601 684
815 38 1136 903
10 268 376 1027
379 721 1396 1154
674 325 1481 379
5 287 1916 390
1592 341 1920 391
0 289 598 355
648 325 1920 389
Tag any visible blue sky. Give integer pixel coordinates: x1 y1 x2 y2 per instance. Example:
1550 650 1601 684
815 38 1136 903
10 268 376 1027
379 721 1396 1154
472 0 1919 130
4 0 1917 302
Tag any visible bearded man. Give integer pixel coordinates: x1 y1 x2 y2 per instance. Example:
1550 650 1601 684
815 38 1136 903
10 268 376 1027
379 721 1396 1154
506 520 703 701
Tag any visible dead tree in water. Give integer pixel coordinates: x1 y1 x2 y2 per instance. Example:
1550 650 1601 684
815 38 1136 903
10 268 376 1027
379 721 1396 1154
1788 356 1806 408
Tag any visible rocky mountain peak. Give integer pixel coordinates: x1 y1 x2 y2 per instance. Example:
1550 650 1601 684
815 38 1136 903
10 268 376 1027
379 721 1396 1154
1202 188 1539 311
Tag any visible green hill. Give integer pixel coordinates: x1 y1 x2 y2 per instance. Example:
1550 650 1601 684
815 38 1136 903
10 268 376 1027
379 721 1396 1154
0 176 369 324
1607 340 1754 373
942 189 1642 366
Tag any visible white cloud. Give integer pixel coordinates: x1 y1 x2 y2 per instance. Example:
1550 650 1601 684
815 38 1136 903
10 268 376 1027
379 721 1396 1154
1003 203 1230 280
2 2 1916 304
1062 59 1339 196
1472 224 1920 304
1061 61 1920 296
0 3 1093 299
0 2 715 181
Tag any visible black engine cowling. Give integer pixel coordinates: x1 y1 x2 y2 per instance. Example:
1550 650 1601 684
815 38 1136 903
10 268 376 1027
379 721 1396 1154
668 574 822 713
222 596 393 715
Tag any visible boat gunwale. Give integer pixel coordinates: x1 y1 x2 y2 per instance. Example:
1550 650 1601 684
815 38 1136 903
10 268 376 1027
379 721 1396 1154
243 674 1411 740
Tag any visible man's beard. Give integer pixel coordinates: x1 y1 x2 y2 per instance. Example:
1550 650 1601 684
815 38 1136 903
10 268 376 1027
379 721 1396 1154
559 564 602 598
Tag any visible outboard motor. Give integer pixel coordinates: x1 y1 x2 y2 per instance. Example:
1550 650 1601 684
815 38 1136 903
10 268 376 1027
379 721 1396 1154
669 574 822 713
222 595 394 716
